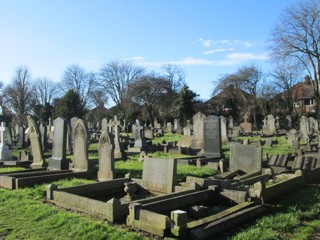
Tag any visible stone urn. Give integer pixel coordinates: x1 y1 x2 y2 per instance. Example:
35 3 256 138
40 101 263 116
124 181 137 199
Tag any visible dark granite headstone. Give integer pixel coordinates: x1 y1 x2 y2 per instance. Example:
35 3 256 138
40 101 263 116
203 115 221 158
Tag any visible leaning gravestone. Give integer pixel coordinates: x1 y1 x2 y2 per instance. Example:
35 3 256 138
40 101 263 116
28 116 44 169
98 130 115 180
229 144 262 173
0 122 12 161
48 117 69 170
192 112 206 149
203 115 222 158
71 119 88 172
141 156 177 194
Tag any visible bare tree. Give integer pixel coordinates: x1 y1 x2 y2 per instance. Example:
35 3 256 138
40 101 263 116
4 66 35 125
34 77 59 105
269 0 320 115
128 74 170 123
61 65 97 108
98 60 146 114
269 62 303 114
161 64 186 93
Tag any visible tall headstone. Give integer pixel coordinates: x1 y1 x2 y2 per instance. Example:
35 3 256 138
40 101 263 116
309 117 319 134
230 144 262 173
275 116 280 129
48 117 68 170
286 115 292 130
300 116 310 141
101 118 108 132
28 117 44 169
267 114 276 134
174 119 180 132
71 119 88 172
134 125 147 149
220 116 228 144
203 115 222 158
192 112 206 149
98 130 115 180
113 116 123 159
16 125 25 148
39 122 47 152
228 116 234 129
0 122 11 161
167 122 172 133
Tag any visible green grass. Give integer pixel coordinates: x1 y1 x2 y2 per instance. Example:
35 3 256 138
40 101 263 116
232 185 320 240
0 178 146 240
3 134 320 239
151 132 182 144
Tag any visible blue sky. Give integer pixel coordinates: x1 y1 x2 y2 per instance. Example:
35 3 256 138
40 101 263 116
0 0 302 105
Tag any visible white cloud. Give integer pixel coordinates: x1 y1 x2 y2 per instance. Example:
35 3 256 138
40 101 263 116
124 56 144 61
172 57 214 66
203 48 236 55
198 38 214 47
198 38 254 49
227 52 269 60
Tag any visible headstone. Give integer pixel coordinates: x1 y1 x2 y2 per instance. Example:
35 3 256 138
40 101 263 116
112 116 123 159
5 127 12 146
309 117 319 134
27 117 44 169
0 122 11 161
142 157 177 194
16 125 25 148
192 112 206 149
167 122 172 133
144 129 154 140
240 114 252 134
101 118 108 132
174 119 180 132
228 116 234 129
275 116 280 129
286 115 292 130
229 144 262 173
39 123 47 152
267 114 276 134
203 115 222 158
71 119 88 172
300 116 310 141
48 117 69 170
287 129 298 144
98 130 115 180
183 125 192 136
133 125 148 149
220 116 228 144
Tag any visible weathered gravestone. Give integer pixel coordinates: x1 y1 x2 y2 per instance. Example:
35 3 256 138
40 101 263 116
48 117 69 170
229 144 262 173
71 119 88 172
192 112 206 149
28 116 44 169
203 115 222 158
101 118 108 132
300 116 310 141
98 130 115 180
0 122 11 161
220 116 228 144
167 122 173 133
309 117 319 134
286 115 292 130
228 116 234 129
112 116 123 159
240 114 252 134
39 122 47 152
141 156 177 193
16 125 25 148
174 119 180 132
